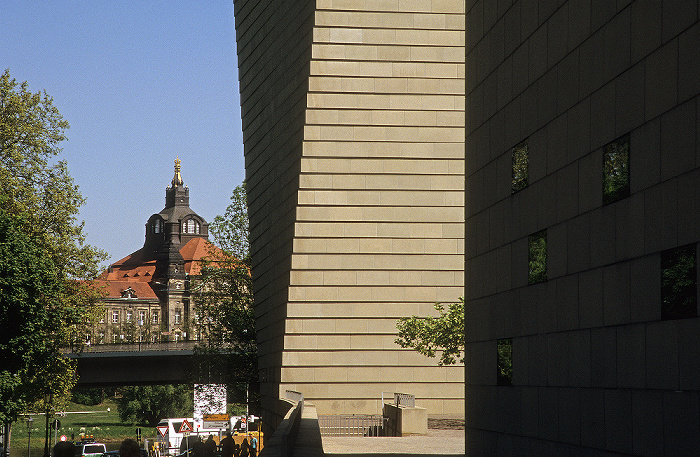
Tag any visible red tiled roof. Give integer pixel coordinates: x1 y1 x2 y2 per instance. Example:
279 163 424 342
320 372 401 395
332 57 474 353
98 238 223 299
93 279 159 300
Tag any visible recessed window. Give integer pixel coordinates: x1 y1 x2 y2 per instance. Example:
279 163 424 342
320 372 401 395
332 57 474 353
184 219 200 234
139 310 146 325
661 244 697 320
497 338 513 386
112 311 119 323
528 230 547 284
152 311 159 324
126 310 132 322
511 140 529 193
603 134 630 204
174 310 181 325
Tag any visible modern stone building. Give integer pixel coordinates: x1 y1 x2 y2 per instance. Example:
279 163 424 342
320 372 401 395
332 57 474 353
94 159 212 344
465 1 700 455
233 0 465 422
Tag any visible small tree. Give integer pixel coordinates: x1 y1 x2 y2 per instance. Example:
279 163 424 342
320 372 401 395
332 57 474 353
395 297 465 366
116 385 193 427
190 183 258 412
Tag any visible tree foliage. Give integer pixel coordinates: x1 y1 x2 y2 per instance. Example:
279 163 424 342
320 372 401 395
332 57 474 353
0 206 77 423
208 183 249 261
0 69 106 279
395 297 465 366
116 385 193 427
0 69 106 424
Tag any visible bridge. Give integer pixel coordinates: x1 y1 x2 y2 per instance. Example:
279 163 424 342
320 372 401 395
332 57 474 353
65 342 236 386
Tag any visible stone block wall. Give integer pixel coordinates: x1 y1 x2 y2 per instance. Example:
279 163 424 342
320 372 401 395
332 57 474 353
465 1 700 454
235 0 465 424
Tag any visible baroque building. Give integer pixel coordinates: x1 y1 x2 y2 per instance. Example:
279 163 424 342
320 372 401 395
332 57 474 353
94 158 211 344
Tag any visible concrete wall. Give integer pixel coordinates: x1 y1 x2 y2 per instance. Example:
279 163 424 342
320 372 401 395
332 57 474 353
465 1 700 455
234 0 465 423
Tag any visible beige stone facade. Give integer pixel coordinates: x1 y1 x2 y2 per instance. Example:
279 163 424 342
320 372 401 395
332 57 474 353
234 0 465 422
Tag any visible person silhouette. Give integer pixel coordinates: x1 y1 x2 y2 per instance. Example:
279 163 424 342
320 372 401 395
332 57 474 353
219 433 234 457
119 439 141 457
203 436 216 457
52 441 76 457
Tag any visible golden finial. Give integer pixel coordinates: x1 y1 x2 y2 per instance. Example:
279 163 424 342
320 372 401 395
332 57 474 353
172 156 183 187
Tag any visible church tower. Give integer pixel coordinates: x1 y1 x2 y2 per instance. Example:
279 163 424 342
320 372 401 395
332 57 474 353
148 158 209 340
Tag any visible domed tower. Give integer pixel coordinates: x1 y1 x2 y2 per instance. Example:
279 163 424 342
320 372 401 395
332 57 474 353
148 157 209 339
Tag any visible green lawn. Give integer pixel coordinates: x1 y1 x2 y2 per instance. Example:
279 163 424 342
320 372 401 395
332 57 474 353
7 401 155 457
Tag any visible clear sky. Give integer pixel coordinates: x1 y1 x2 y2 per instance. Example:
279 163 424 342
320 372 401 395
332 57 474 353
1 1 245 265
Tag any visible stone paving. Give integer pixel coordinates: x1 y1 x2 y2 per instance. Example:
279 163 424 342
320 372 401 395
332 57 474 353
322 428 465 456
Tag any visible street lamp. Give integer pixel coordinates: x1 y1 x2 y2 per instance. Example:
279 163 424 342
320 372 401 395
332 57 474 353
138 319 143 351
25 416 33 457
43 391 52 457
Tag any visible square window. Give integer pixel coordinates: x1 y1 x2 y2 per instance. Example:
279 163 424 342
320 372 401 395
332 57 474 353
528 230 547 284
603 134 630 204
512 140 529 193
661 244 697 320
497 338 513 386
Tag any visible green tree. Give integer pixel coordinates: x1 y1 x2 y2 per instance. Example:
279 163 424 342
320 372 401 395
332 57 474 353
116 385 193 427
395 297 465 366
0 69 106 279
190 183 258 412
0 69 106 425
0 206 75 424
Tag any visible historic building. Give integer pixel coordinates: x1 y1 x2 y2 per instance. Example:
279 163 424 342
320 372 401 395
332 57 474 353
93 158 212 344
234 0 465 423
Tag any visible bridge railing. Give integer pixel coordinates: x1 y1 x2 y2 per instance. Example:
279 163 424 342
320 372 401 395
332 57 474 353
65 340 198 353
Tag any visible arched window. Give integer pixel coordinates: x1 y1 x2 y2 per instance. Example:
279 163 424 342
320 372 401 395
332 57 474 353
185 219 195 234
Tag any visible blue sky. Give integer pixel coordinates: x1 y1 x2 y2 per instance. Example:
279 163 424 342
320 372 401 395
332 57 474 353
1 1 245 264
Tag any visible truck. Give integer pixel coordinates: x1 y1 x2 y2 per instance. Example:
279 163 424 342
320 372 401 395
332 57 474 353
155 416 259 455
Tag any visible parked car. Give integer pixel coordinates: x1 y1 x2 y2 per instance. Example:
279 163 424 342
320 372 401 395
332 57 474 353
76 443 106 457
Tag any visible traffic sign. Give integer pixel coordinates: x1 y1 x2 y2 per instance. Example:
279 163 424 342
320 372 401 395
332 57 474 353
60 436 67 442
203 414 229 430
178 419 193 434
156 426 168 437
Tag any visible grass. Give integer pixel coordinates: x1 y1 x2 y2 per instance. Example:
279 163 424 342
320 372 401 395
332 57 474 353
7 400 153 457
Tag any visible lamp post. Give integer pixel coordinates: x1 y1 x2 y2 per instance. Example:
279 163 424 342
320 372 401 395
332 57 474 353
25 416 33 457
138 319 143 351
43 391 51 457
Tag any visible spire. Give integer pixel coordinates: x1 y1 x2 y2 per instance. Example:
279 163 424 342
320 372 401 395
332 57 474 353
171 157 184 187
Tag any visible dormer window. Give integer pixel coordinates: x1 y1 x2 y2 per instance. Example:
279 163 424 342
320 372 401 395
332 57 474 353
183 218 200 234
121 287 137 299
154 219 163 234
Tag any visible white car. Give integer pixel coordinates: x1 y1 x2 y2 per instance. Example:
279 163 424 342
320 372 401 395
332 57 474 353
75 443 106 457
